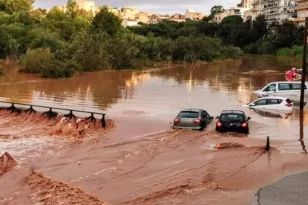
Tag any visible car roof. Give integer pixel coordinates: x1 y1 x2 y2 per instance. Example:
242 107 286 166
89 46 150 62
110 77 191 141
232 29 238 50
221 110 245 115
256 96 287 100
268 81 308 84
180 108 203 112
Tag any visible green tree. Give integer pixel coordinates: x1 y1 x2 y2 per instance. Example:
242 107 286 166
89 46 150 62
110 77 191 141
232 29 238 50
2 0 33 13
66 0 77 18
92 6 122 36
71 30 108 71
209 5 224 19
252 15 267 41
106 33 139 69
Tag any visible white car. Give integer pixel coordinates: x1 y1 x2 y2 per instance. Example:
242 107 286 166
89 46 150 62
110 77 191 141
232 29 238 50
253 81 308 97
243 97 294 111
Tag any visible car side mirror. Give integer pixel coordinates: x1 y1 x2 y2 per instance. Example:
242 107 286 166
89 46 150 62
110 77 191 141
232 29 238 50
247 117 251 121
216 116 219 119
249 103 255 106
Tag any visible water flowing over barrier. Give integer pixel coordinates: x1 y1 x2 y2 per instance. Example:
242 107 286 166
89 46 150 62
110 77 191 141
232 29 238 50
0 101 106 128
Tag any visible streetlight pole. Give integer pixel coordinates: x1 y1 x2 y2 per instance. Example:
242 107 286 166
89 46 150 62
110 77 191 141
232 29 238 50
300 17 308 141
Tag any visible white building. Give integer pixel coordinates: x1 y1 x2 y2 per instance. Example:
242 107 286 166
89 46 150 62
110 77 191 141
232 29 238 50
264 0 297 25
123 19 139 27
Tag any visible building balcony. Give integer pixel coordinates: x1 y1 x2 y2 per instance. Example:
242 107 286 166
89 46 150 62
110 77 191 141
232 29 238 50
296 4 308 10
292 17 305 22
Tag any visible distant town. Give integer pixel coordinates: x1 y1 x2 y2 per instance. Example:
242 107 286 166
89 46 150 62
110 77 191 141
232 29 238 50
47 0 304 27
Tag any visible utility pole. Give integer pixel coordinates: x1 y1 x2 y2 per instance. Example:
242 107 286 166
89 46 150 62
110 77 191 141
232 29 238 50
300 17 308 141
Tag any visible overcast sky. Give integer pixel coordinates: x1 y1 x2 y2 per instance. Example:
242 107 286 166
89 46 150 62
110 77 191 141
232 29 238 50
33 0 238 15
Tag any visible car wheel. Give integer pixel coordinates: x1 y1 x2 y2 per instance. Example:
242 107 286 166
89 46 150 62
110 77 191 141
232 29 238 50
243 129 249 134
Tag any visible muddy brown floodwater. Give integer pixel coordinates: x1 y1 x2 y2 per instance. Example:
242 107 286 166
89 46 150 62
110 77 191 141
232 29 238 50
1 55 308 205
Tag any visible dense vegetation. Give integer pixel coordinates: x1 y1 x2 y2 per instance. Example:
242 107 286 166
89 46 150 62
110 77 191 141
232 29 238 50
129 12 305 57
0 0 242 78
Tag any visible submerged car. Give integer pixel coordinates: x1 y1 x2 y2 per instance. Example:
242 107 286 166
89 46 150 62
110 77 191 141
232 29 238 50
243 97 294 111
253 81 308 97
216 110 251 134
173 109 214 130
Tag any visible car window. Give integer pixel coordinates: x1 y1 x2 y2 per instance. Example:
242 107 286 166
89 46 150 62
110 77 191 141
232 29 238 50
254 99 267 105
291 83 307 90
178 111 199 118
278 83 291 90
203 111 210 118
263 84 276 92
220 114 244 122
268 99 282 104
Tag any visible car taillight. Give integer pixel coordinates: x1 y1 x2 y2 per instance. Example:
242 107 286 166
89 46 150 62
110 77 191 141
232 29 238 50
174 118 180 124
193 119 201 124
241 122 247 127
285 103 293 107
217 121 222 127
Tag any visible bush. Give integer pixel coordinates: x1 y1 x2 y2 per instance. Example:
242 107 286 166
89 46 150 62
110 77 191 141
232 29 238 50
20 48 54 73
172 36 225 62
41 60 75 78
222 46 243 59
277 47 292 56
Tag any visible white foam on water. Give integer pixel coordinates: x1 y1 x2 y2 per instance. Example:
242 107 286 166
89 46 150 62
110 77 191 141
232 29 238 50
0 137 53 159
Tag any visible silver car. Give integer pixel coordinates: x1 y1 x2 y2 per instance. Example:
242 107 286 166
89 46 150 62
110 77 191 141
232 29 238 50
173 109 214 130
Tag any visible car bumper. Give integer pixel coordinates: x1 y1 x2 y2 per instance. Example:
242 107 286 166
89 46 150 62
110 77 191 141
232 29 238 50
216 127 249 133
173 125 202 130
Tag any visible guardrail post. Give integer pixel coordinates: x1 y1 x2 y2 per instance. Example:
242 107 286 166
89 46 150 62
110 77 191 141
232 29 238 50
43 108 58 119
101 114 106 128
6 103 21 113
25 105 36 114
86 113 96 123
64 110 76 120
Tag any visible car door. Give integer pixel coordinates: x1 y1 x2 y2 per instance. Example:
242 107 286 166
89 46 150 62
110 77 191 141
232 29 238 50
249 99 268 110
277 83 291 94
267 98 281 110
204 111 212 124
261 83 277 95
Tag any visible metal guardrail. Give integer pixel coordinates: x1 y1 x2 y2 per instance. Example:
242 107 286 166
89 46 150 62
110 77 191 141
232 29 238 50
0 101 106 128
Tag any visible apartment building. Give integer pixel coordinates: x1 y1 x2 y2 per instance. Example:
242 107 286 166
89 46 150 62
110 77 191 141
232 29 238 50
245 0 264 20
214 7 249 23
136 12 150 24
169 13 186 22
121 7 138 20
76 0 96 13
293 0 308 26
185 9 205 20
263 0 297 25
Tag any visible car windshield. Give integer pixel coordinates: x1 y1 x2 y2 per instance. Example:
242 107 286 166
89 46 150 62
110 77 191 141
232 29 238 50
178 111 199 118
220 114 244 122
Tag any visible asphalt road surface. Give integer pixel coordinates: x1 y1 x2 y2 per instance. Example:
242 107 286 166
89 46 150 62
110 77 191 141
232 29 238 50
251 171 308 205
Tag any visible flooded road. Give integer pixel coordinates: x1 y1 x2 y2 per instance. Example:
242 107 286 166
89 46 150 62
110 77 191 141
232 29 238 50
0 56 306 141
1 55 308 205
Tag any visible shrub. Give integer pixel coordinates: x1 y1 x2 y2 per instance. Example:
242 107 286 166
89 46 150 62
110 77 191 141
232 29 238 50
41 60 75 78
277 47 292 56
20 48 54 73
222 46 243 59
